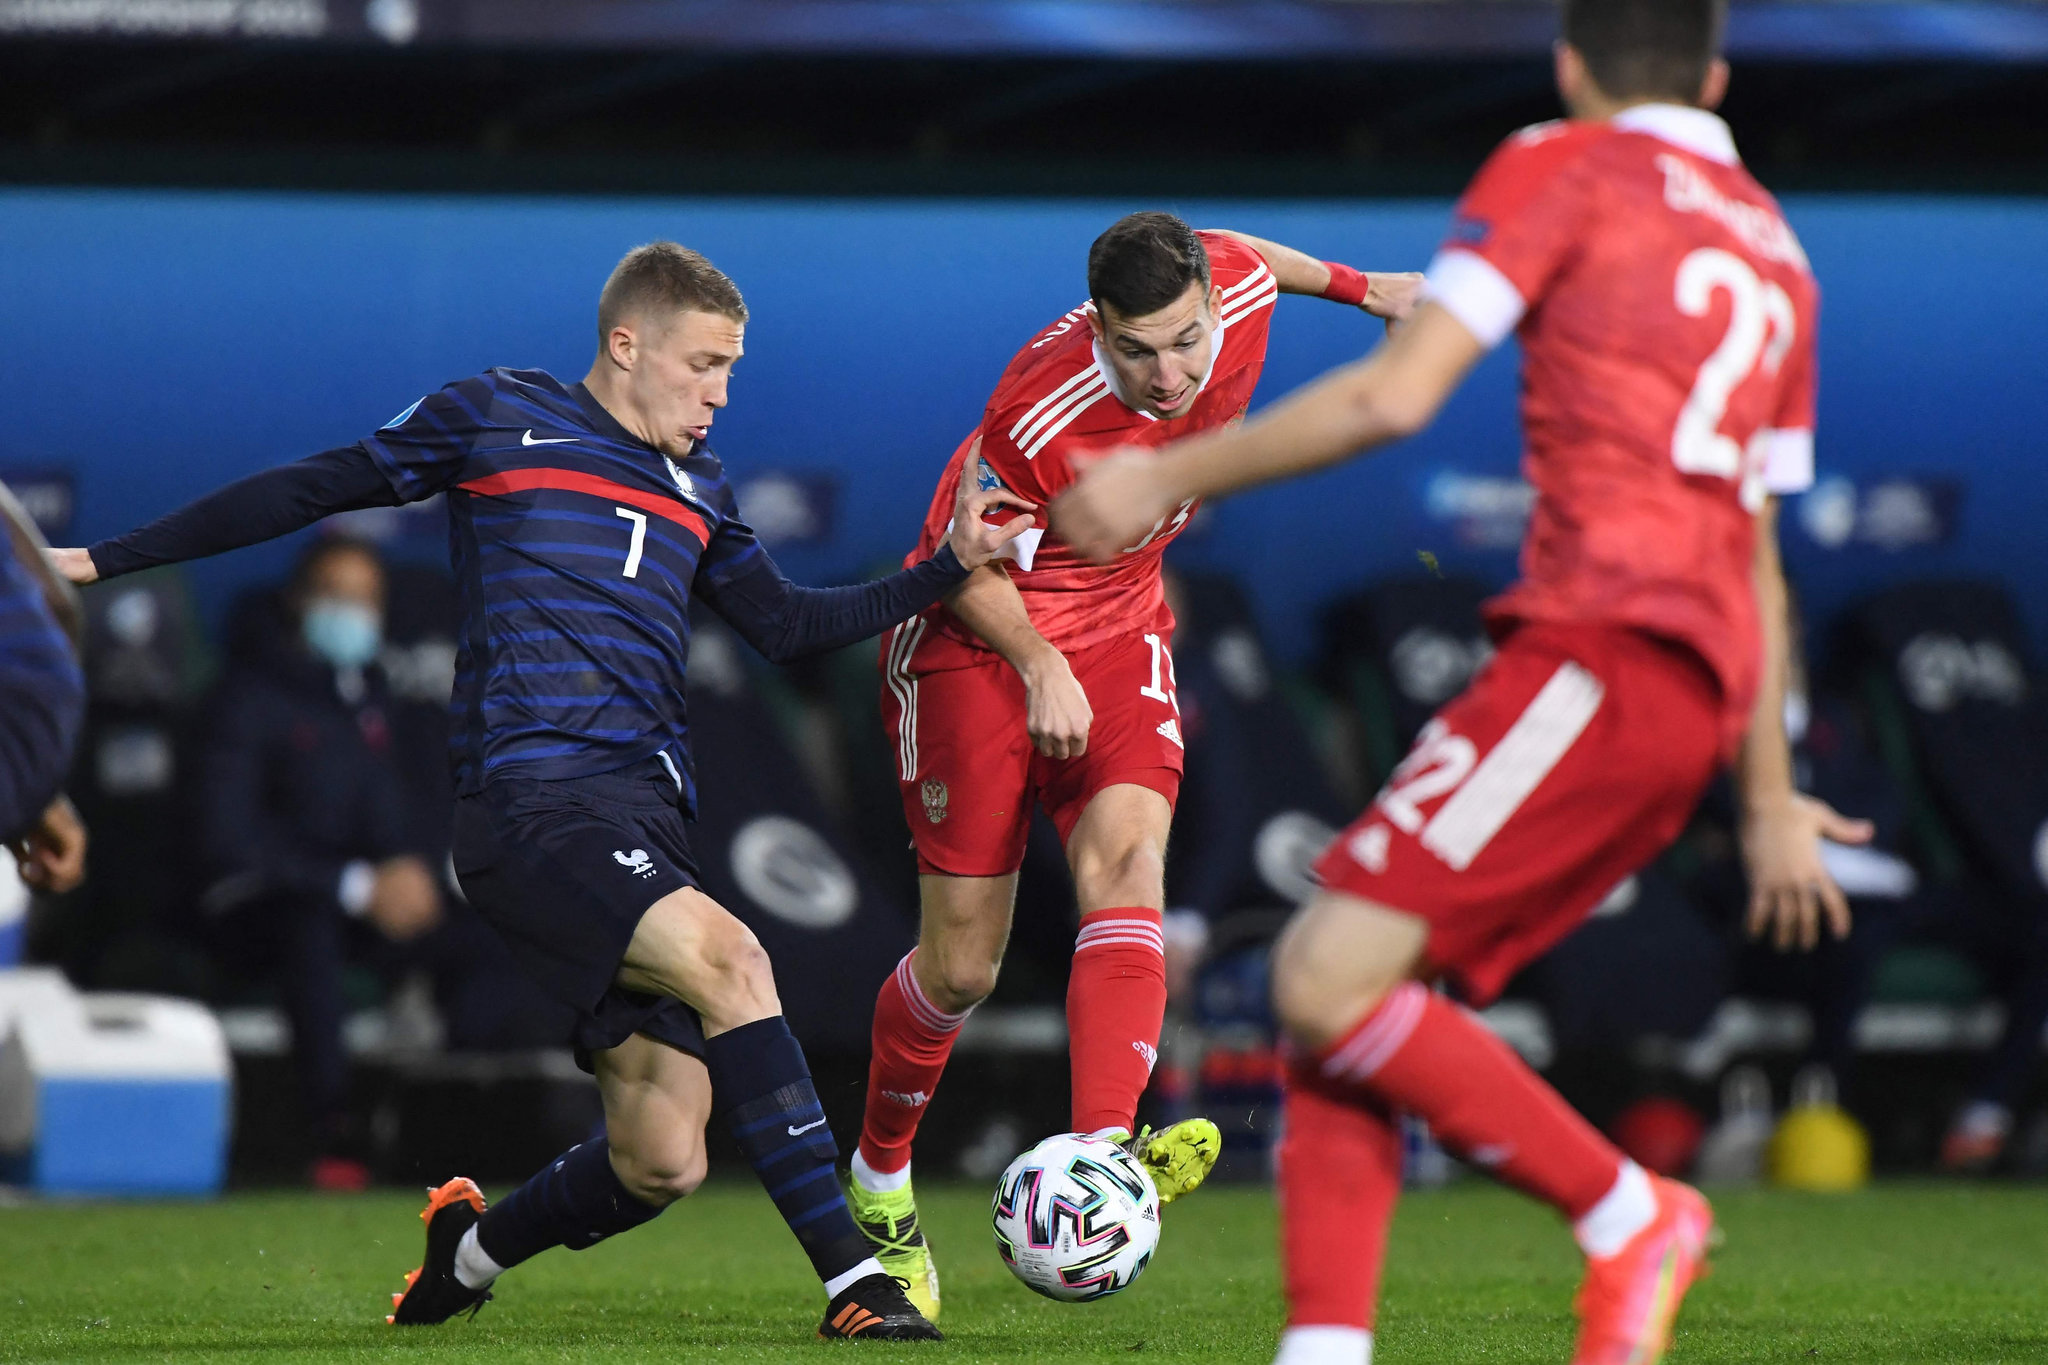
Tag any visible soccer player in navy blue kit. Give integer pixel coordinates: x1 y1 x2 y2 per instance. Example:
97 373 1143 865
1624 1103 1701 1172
55 242 1033 1340
2 481 88 898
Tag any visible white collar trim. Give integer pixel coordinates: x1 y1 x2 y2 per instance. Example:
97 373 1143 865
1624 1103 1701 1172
1611 103 1739 167
1091 306 1227 421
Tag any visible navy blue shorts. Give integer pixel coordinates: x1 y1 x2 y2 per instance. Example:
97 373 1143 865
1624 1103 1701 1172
452 758 706 1068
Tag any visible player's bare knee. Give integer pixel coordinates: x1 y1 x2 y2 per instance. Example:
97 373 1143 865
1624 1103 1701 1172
609 1134 707 1207
1072 837 1166 910
1270 902 1415 1050
927 950 998 1012
696 917 781 1025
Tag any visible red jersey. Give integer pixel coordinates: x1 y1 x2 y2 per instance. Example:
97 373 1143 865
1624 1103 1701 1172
1424 104 1819 748
909 231 1277 656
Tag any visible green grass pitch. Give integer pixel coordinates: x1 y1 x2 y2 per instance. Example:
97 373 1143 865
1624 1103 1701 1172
4 1181 2046 1363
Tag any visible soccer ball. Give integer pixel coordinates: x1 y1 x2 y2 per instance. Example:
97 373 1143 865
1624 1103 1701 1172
991 1133 1161 1301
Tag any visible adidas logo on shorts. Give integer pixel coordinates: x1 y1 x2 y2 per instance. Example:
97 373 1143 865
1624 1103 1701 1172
1156 718 1184 749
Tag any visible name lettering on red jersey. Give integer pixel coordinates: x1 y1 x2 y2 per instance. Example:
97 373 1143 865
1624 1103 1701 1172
1423 105 1820 753
1655 154 1809 270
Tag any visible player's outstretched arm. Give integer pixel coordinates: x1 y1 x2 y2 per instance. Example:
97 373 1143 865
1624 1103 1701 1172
1734 498 1873 952
50 446 403 585
693 446 1036 665
1202 229 1424 323
1054 301 1486 563
947 564 1092 759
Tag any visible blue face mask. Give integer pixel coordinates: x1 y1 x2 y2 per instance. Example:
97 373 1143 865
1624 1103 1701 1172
302 600 383 670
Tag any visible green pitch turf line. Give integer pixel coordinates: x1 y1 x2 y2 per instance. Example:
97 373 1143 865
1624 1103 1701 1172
3 1181 2046 1362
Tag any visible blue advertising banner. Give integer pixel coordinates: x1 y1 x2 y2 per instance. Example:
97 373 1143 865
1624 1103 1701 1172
1 187 2041 659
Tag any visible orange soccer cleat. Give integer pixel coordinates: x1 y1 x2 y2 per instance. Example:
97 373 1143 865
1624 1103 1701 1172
387 1177 493 1326
1571 1177 1715 1365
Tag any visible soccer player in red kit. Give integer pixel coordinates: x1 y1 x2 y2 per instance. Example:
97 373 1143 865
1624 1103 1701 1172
848 211 1423 1315
1055 4 1872 1361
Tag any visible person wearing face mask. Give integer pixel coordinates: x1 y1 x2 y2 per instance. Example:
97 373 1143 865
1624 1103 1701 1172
195 536 443 1188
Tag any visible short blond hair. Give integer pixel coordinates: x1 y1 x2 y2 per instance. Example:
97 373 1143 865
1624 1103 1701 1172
597 241 747 345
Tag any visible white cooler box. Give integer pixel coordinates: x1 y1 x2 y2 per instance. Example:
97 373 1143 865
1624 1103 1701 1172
0 968 231 1195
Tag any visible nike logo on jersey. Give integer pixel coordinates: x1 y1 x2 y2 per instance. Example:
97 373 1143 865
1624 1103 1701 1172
522 430 577 445
787 1118 827 1137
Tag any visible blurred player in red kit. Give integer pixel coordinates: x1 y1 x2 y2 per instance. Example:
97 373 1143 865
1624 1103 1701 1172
1054 3 1872 1361
847 211 1423 1315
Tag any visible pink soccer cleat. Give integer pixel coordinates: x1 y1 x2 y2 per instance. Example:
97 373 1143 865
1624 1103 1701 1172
1571 1177 1714 1365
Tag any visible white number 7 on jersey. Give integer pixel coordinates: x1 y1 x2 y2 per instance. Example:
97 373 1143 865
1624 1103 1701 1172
615 507 647 578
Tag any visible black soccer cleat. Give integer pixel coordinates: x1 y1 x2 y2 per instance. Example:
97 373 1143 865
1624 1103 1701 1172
817 1272 944 1340
388 1176 494 1326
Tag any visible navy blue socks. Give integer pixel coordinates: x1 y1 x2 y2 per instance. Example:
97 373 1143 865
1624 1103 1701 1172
705 1016 875 1287
473 1137 663 1271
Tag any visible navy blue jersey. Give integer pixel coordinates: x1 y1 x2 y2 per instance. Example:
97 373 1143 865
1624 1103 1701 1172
92 367 968 812
0 534 84 840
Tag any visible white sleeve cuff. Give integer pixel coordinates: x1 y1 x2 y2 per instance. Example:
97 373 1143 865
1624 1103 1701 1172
1759 428 1815 494
1423 248 1527 351
942 517 1043 572
338 860 376 918
996 526 1044 572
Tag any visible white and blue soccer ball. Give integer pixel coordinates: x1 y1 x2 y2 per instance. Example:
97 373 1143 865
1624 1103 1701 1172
991 1133 1161 1302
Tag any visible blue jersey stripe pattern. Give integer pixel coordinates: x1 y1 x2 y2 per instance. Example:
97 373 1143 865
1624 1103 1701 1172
361 368 760 810
0 536 84 839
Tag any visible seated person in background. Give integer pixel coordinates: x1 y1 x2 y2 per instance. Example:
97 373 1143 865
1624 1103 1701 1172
196 536 443 1190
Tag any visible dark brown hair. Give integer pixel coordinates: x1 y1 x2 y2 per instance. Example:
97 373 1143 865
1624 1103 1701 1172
1087 212 1212 321
597 241 748 346
1562 0 1727 104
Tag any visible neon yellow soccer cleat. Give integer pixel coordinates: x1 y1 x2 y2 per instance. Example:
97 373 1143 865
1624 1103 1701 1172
842 1171 941 1322
1127 1119 1222 1203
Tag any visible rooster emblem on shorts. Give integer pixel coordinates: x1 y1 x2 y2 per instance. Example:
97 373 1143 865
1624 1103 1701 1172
920 778 949 824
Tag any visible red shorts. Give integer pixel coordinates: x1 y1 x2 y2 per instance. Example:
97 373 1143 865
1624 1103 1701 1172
1314 622 1724 1005
880 618 1185 877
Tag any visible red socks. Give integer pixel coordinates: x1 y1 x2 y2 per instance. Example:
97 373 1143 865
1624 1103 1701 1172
1066 907 1168 1135
1315 982 1620 1219
1278 1061 1403 1334
861 904 1169 1177
856 952 971 1178
1278 981 1625 1336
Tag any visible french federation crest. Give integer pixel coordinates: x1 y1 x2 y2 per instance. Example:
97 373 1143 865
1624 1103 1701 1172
663 455 700 505
920 778 949 824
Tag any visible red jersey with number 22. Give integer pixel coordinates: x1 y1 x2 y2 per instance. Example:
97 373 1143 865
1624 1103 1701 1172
1424 105 1818 749
908 231 1278 657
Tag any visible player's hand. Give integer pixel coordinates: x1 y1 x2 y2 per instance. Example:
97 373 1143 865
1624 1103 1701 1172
368 855 442 942
1052 445 1176 565
1740 793 1875 951
47 548 98 585
1362 272 1426 329
9 795 88 894
1019 646 1092 759
946 438 1038 572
